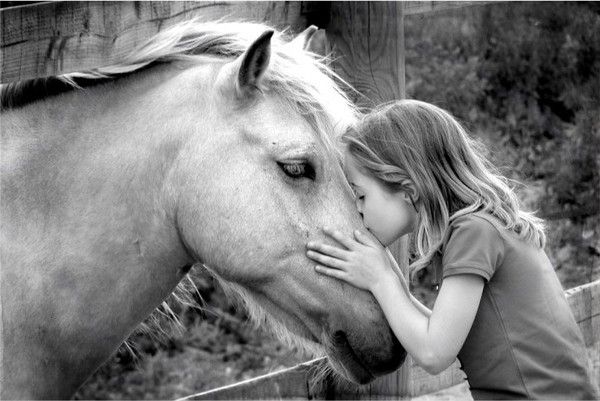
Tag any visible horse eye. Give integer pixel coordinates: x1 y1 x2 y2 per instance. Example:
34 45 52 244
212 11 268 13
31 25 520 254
278 162 316 180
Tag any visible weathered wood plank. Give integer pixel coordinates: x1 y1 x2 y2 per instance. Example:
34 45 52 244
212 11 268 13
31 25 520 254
565 279 600 386
403 1 490 16
325 1 406 108
0 1 307 83
566 280 600 352
566 280 599 325
322 4 413 398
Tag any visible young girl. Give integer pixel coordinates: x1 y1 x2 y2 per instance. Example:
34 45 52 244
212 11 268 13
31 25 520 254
306 100 598 399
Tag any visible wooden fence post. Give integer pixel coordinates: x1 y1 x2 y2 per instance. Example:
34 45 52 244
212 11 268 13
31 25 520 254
325 1 406 107
319 2 418 397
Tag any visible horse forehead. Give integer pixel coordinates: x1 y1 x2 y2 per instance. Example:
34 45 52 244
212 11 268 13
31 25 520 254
239 97 319 144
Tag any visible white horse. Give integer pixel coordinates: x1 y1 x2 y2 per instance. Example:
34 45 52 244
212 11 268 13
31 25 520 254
0 21 405 399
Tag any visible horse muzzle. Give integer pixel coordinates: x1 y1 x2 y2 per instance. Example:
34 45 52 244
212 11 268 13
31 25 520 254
326 328 407 384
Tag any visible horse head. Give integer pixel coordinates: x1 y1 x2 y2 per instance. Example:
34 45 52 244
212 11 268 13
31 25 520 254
167 23 406 383
0 21 405 398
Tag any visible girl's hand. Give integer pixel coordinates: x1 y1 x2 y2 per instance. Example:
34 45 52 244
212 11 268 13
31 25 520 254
306 227 398 292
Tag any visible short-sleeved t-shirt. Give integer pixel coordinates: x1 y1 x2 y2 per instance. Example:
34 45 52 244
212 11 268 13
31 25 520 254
438 212 598 399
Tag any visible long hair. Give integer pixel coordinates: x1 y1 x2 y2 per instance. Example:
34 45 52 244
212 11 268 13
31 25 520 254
343 99 546 273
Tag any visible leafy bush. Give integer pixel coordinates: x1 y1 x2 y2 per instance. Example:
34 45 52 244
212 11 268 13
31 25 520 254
405 2 599 296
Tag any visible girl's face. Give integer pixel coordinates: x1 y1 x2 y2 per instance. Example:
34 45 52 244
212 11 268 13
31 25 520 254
344 151 417 246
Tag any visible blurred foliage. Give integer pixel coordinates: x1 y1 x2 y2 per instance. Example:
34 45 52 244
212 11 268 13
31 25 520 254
77 3 599 399
405 2 599 295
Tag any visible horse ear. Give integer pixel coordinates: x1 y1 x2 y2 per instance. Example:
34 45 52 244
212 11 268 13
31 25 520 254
305 29 330 57
235 30 274 97
289 25 318 50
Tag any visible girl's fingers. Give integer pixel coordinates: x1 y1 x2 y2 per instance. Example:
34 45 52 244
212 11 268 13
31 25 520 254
306 242 349 260
322 227 356 249
315 264 347 280
306 250 345 269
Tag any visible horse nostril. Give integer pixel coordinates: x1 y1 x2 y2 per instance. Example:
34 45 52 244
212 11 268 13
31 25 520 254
331 328 405 376
332 330 348 346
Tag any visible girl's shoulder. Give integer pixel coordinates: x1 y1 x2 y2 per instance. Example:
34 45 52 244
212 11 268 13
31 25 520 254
448 211 505 239
448 211 536 254
443 211 509 258
440 211 507 282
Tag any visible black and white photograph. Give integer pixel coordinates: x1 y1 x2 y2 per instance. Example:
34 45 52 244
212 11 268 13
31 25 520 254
1 1 598 400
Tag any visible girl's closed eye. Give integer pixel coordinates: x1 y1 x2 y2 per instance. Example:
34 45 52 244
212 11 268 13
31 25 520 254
352 187 365 200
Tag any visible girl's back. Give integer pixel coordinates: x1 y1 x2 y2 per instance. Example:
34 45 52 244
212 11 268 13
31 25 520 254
441 211 598 399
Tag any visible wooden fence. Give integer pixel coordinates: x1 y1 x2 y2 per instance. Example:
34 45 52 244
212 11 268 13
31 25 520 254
0 1 310 83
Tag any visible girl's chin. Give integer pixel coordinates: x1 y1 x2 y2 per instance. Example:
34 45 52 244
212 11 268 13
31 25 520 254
369 230 391 247
380 238 396 247
381 232 409 247
367 228 404 247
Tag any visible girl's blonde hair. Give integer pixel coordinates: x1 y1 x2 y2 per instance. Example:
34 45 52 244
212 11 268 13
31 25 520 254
343 99 546 273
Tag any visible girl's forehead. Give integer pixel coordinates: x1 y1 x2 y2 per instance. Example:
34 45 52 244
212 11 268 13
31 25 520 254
342 149 358 168
343 155 370 187
342 152 359 174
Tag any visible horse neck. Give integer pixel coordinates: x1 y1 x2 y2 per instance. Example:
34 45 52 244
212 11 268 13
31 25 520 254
1 66 195 398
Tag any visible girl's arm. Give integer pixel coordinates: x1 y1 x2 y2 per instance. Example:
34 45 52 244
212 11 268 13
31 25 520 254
307 228 483 375
372 273 483 374
384 248 432 317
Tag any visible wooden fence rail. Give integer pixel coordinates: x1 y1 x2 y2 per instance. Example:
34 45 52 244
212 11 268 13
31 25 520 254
0 1 311 83
179 279 599 400
0 1 491 84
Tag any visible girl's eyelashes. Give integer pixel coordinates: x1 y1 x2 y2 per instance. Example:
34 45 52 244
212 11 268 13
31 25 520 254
350 184 364 200
277 161 316 180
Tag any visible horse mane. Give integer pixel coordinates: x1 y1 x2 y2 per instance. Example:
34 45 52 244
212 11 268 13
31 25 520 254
1 20 359 132
133 265 330 367
2 19 359 164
